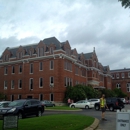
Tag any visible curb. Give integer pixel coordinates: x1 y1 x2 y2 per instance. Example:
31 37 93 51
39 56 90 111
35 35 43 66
84 118 100 130
45 109 82 111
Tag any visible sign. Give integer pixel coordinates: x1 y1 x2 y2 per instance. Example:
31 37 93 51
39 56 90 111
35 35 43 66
3 115 18 130
116 112 130 130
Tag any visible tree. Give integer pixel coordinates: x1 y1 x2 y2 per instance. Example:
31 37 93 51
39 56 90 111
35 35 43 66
113 88 127 98
118 0 130 8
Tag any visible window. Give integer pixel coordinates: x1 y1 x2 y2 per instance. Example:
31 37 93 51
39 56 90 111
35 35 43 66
116 73 119 79
30 63 33 74
64 77 72 87
64 61 72 71
30 51 32 57
4 81 7 90
18 80 22 89
127 83 130 92
39 62 43 71
116 83 121 89
30 78 33 90
39 78 43 88
122 73 125 78
4 67 8 75
12 66 15 74
128 72 130 78
18 95 22 99
50 60 54 70
37 48 44 57
39 94 43 101
112 74 115 79
40 48 44 56
50 93 54 101
50 47 53 54
82 69 86 77
19 65 22 73
50 77 54 87
64 77 67 87
11 80 14 89
11 95 14 101
75 67 78 75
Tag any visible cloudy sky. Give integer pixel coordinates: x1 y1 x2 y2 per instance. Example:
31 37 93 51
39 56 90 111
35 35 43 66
0 0 130 70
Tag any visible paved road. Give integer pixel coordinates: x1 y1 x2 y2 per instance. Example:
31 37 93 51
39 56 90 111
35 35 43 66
44 105 130 130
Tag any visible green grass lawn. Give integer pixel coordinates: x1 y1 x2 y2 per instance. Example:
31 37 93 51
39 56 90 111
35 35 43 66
45 106 80 110
0 114 94 130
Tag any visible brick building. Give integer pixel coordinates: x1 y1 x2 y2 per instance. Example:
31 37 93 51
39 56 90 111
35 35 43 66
110 68 130 98
0 37 112 102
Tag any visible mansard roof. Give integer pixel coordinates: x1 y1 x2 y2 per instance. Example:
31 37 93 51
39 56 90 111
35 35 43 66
1 37 62 58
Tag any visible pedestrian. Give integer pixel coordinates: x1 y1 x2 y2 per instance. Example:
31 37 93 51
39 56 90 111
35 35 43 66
100 94 108 121
67 98 71 106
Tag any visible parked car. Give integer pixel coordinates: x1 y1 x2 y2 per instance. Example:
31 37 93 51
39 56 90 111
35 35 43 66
88 99 100 107
70 100 93 109
41 100 55 107
0 99 44 119
95 97 124 111
0 101 11 108
120 98 126 104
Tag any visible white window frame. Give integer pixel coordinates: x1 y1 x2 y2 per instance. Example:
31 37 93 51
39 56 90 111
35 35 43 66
39 94 43 101
50 60 54 70
4 67 7 75
18 94 22 99
116 73 119 79
30 63 33 74
128 72 130 78
19 65 22 73
39 62 43 71
12 66 15 74
4 81 7 90
116 83 121 89
18 79 22 89
122 73 125 78
29 78 33 90
11 80 14 89
39 77 43 88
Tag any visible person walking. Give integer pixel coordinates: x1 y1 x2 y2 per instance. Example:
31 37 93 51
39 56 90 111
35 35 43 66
67 98 71 106
100 94 108 121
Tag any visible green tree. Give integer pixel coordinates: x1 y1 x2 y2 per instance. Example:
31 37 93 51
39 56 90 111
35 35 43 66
113 88 127 98
118 0 130 8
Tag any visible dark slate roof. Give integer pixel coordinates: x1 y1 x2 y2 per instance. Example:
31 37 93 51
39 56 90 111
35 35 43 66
84 52 93 59
1 37 63 58
110 68 130 72
43 37 61 50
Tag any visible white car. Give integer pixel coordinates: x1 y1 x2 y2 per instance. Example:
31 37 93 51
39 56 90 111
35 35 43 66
88 99 100 107
70 100 93 109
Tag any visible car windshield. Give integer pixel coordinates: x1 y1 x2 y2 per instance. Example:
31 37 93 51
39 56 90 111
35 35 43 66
8 100 25 107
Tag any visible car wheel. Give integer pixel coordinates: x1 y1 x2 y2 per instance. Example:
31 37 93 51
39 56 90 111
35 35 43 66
95 105 100 110
37 110 42 117
85 105 89 109
18 112 23 119
109 106 114 111
71 105 75 108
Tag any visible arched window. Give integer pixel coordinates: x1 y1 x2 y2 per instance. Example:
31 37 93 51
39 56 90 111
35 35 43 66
116 83 121 89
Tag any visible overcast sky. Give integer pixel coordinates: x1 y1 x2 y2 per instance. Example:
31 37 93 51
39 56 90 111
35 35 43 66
0 0 130 70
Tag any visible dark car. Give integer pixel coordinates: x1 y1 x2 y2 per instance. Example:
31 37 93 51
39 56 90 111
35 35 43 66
0 101 11 108
0 99 44 119
95 97 124 111
41 100 55 107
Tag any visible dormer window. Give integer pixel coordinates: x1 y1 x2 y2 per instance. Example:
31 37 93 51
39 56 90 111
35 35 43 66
116 73 119 79
128 72 130 78
37 48 44 57
122 73 125 78
50 47 53 54
66 49 70 55
112 74 115 79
